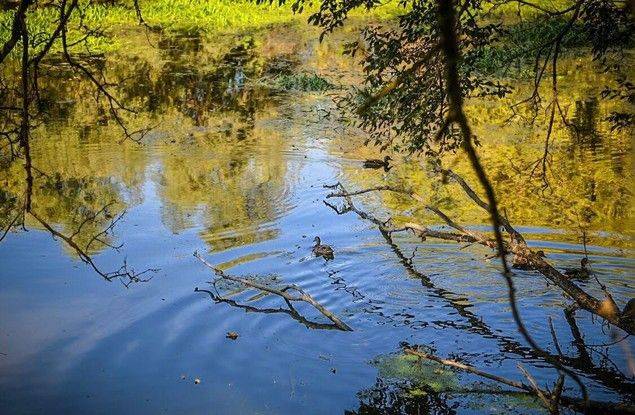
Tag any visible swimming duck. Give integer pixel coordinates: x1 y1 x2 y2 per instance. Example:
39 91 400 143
363 155 392 170
312 236 334 260
564 257 592 280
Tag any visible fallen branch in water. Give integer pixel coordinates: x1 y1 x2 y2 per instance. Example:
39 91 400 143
194 287 344 331
324 182 634 395
193 251 353 331
404 347 635 415
325 181 634 335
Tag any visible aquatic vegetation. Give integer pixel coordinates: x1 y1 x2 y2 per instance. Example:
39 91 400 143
273 73 334 91
373 353 458 392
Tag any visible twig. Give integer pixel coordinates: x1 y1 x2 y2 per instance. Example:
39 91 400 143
518 363 552 408
356 46 439 116
194 252 352 331
549 316 564 357
551 374 566 414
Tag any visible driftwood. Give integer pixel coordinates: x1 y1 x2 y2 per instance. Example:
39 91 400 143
194 252 353 331
404 347 635 415
325 179 634 335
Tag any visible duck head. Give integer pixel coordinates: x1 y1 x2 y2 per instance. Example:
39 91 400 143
313 236 321 246
581 257 589 268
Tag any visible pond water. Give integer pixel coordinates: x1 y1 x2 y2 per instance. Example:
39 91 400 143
0 26 633 414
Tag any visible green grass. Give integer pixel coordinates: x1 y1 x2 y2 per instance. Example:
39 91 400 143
0 0 403 55
131 0 297 31
0 1 599 78
0 0 301 54
483 0 574 19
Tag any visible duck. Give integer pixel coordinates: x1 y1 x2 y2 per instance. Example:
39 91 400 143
312 236 334 260
564 257 592 280
363 155 392 170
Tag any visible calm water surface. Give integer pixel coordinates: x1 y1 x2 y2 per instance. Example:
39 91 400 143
0 28 633 414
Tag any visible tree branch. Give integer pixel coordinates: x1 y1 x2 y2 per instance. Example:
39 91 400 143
404 347 635 415
194 252 352 331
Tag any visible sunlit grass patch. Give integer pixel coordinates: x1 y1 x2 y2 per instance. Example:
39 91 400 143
0 0 403 55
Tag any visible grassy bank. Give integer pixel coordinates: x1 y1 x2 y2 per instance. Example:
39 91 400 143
1 1 617 79
0 0 401 54
1 0 299 52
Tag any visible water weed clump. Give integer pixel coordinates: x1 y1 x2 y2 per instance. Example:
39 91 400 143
274 73 334 91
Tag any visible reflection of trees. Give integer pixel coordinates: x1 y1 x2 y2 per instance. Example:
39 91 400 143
341 78 633 244
157 125 288 251
347 378 455 415
348 368 538 415
0 83 148 255
115 33 272 128
568 97 602 153
1 30 295 259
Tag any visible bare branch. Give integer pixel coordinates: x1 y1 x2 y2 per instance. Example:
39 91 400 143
324 181 634 393
194 252 352 331
404 347 635 415
195 287 344 331
326 179 635 334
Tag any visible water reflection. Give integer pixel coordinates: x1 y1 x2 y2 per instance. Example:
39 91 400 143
1 30 303 256
132 34 270 127
157 128 289 250
0 24 633 415
347 378 456 415
337 67 633 248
